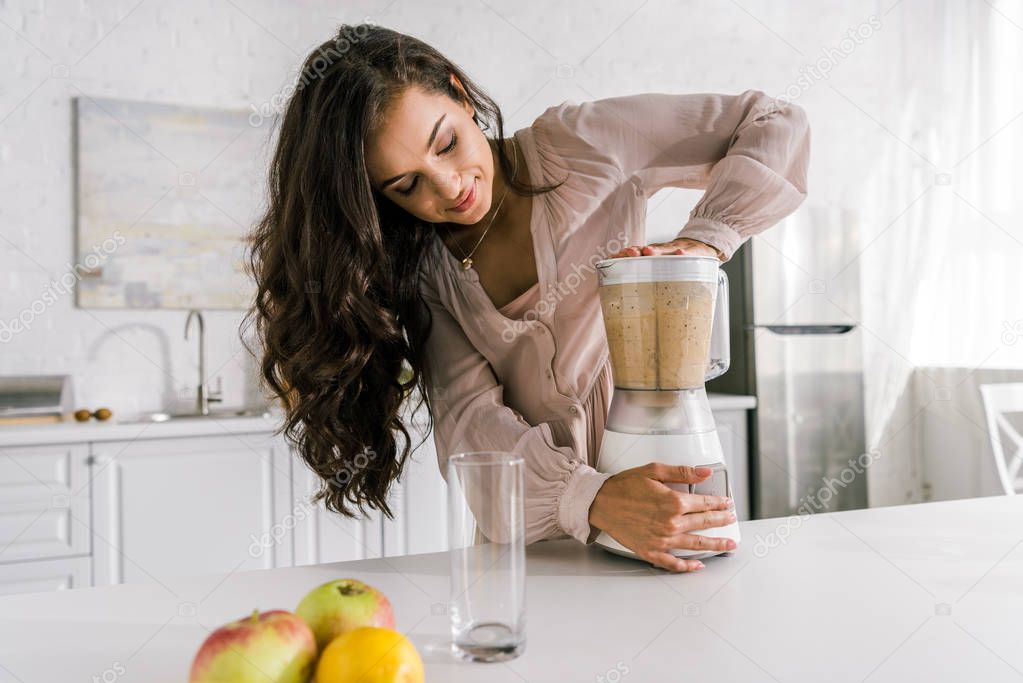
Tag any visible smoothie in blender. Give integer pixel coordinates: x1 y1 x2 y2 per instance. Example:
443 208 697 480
598 279 717 390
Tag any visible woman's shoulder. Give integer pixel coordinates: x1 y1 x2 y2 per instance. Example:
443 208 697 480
529 99 592 150
530 92 655 146
525 98 627 188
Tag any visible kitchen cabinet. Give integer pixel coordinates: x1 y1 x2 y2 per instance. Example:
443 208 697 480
0 416 406 594
90 432 292 586
0 395 754 595
713 406 752 521
0 442 91 563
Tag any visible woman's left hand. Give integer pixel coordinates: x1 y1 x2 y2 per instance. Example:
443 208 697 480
609 237 723 261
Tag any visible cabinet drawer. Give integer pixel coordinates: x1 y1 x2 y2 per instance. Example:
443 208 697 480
0 556 91 595
0 443 91 562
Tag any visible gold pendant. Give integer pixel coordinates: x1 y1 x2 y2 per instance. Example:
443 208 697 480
461 257 473 270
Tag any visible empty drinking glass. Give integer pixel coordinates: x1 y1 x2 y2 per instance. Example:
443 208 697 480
447 451 526 662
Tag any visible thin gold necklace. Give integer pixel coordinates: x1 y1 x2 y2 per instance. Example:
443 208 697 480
444 142 519 271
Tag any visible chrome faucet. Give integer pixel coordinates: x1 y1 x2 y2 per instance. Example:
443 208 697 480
184 309 223 415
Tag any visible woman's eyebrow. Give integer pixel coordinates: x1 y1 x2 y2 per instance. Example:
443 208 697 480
379 113 447 189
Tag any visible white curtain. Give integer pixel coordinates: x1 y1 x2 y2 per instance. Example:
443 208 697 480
863 0 1023 505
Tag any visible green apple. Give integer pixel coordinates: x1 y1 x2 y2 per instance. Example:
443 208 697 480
295 578 395 650
188 609 315 683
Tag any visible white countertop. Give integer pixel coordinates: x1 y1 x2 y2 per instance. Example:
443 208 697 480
0 494 1017 682
0 394 755 447
0 410 286 446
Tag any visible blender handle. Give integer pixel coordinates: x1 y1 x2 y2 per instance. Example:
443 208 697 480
705 269 730 381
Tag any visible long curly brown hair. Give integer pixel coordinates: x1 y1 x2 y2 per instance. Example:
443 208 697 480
242 23 564 520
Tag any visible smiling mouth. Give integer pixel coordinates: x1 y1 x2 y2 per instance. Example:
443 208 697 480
450 178 476 211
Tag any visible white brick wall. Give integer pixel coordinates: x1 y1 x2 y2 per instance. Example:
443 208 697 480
0 0 875 418
0 0 348 415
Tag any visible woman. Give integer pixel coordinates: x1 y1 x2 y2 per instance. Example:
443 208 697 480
246 24 810 573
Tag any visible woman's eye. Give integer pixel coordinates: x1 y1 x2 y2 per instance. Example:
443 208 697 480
396 132 458 197
442 131 457 154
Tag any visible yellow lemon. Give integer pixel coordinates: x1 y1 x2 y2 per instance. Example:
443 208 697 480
315 626 424 683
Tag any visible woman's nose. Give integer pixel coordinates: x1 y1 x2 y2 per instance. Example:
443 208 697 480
432 171 461 200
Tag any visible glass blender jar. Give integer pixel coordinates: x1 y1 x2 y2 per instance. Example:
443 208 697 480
593 255 740 561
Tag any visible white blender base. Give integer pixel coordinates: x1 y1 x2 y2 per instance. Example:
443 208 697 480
593 429 741 561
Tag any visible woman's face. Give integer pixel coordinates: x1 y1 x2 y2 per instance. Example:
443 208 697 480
365 81 496 226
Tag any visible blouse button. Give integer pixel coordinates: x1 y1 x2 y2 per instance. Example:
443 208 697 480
569 405 578 414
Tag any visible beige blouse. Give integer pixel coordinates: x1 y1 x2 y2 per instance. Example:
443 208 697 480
418 90 810 546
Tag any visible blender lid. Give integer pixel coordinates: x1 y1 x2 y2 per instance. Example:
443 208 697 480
594 254 719 284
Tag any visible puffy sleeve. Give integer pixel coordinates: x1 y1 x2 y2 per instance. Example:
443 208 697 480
549 90 810 261
418 272 613 546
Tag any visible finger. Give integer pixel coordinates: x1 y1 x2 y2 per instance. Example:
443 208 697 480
668 533 737 554
637 244 684 256
676 491 734 514
610 246 641 258
675 509 737 533
644 462 712 484
644 551 705 573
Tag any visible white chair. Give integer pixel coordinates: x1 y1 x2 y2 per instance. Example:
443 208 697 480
979 382 1023 495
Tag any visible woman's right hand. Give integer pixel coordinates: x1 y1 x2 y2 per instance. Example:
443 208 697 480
588 462 737 573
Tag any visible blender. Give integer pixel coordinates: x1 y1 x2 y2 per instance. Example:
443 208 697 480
593 255 740 561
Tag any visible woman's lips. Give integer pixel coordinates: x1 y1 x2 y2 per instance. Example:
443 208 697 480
450 178 477 213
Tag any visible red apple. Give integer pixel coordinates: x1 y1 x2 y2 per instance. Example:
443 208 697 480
188 609 315 683
295 578 395 650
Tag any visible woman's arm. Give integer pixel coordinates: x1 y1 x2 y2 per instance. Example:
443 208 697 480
550 89 811 261
418 273 612 546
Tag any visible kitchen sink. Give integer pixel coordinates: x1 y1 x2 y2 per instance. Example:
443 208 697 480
129 406 273 423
